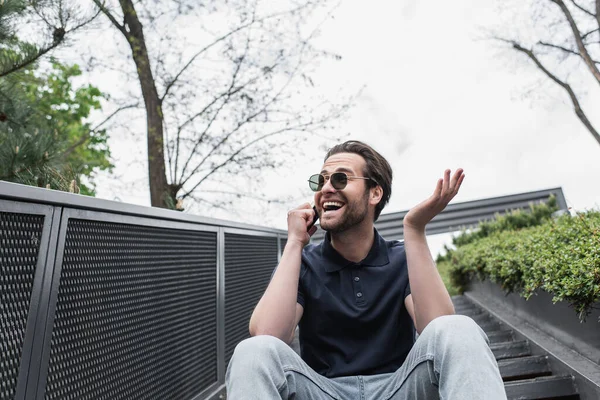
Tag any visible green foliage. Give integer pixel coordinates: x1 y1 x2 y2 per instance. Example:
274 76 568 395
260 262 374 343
445 208 600 321
451 196 559 248
0 1 46 78
0 59 112 195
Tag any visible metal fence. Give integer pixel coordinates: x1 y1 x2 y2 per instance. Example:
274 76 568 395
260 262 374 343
1 182 568 400
0 181 286 400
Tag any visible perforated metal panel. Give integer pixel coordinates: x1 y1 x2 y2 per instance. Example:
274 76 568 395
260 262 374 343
1 211 45 400
43 218 218 400
279 237 287 257
224 234 278 365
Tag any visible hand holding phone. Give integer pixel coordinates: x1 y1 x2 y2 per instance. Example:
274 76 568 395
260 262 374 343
307 205 319 232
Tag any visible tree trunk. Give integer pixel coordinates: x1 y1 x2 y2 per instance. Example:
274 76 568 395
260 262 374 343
120 0 170 208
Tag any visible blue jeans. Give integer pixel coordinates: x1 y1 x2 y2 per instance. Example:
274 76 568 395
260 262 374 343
226 315 507 399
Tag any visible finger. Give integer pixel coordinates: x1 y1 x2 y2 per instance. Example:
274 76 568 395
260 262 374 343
449 168 463 189
288 202 313 217
442 169 451 194
295 208 314 218
453 172 465 196
432 178 443 198
288 208 314 222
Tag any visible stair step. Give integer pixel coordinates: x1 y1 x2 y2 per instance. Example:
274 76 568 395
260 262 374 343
486 330 515 344
453 304 478 312
498 355 552 381
450 295 473 305
477 319 504 333
467 312 493 324
491 340 531 360
504 375 578 399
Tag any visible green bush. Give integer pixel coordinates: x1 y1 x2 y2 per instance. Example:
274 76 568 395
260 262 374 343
445 209 600 321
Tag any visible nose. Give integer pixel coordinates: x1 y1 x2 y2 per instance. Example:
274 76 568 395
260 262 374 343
320 176 337 194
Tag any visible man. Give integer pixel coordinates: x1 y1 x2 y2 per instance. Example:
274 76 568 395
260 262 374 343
226 141 506 399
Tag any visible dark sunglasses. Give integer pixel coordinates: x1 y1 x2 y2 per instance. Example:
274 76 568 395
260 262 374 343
308 172 378 192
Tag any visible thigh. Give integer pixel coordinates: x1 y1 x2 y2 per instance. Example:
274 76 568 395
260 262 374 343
282 365 349 400
365 337 439 400
381 362 439 400
227 336 345 400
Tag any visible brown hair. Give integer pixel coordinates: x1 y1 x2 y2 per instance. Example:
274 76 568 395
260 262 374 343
325 140 392 221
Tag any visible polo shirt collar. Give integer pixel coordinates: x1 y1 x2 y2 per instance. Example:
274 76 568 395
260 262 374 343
321 228 390 272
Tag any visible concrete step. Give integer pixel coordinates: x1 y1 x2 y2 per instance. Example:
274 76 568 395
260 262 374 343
454 304 481 314
477 319 505 333
504 375 579 399
491 340 531 360
486 329 515 344
498 355 552 381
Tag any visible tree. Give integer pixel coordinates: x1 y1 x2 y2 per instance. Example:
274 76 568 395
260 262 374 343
0 0 99 78
495 0 600 147
0 59 113 194
0 1 110 193
90 0 346 209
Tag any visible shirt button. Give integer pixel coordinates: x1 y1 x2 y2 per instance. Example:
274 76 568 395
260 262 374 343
356 292 363 298
354 277 360 282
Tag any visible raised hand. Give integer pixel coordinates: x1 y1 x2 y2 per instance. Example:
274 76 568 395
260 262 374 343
403 169 465 232
287 203 318 246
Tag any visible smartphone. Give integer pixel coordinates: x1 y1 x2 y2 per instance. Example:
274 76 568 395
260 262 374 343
307 205 319 231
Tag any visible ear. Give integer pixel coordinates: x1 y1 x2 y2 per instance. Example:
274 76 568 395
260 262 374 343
369 185 383 206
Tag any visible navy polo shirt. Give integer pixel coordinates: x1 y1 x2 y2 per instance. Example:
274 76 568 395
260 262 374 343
297 229 413 378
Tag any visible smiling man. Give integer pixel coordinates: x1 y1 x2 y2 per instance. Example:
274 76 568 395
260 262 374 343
226 141 506 399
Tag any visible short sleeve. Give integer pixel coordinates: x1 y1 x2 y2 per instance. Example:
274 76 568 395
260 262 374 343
297 262 306 307
401 245 411 300
403 280 411 300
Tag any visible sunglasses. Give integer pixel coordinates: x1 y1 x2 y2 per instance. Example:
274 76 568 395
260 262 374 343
308 172 378 192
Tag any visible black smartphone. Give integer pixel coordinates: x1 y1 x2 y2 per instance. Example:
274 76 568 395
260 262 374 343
307 205 319 231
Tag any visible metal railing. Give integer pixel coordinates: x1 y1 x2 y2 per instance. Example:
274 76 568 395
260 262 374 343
0 181 567 400
0 181 286 400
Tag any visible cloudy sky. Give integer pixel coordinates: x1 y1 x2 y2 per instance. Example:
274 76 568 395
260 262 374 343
84 0 599 256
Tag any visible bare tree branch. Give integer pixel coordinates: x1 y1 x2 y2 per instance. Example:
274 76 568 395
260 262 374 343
596 0 600 33
569 0 595 16
159 23 253 102
538 40 600 63
187 194 235 214
175 34 257 183
550 0 600 85
175 69 246 184
180 119 328 198
582 27 599 41
178 5 330 190
64 6 103 34
197 189 288 204
61 103 139 159
512 41 600 146
91 0 127 34
159 1 315 102
92 103 140 131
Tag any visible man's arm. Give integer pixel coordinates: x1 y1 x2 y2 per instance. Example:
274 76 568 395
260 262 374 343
402 169 465 334
248 203 315 343
403 229 454 334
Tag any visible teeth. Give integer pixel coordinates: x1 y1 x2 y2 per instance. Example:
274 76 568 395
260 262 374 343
323 201 343 208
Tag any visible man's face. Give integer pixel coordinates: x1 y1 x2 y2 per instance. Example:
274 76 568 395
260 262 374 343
314 153 372 233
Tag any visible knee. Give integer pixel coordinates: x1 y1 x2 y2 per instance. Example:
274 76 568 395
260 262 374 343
230 335 288 367
421 315 488 348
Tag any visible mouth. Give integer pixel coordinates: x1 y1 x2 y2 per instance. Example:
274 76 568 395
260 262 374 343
322 201 345 216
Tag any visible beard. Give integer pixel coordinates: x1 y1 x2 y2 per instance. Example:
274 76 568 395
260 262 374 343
320 189 370 234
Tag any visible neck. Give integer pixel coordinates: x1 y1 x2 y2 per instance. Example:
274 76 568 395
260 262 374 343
329 220 375 263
